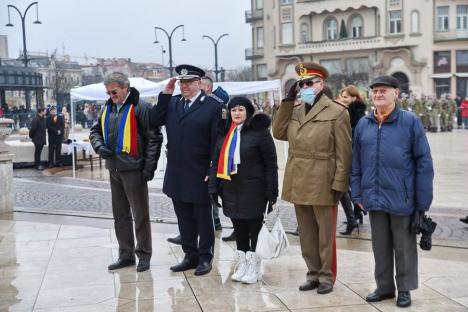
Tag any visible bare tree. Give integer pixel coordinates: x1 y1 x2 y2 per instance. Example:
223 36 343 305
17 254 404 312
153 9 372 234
50 50 76 106
226 66 253 81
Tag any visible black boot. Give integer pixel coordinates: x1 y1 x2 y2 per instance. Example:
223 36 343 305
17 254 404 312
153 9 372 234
340 193 358 235
222 230 236 242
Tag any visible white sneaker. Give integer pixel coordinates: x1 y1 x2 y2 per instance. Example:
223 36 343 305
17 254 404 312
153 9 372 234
231 250 248 282
241 251 262 284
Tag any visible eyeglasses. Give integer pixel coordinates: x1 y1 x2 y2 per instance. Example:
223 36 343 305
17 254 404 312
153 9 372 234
299 80 321 88
106 89 120 96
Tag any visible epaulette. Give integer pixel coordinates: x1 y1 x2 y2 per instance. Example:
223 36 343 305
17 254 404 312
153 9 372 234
208 93 224 104
332 100 347 108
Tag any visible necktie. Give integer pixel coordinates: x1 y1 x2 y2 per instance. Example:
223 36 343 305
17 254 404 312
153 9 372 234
184 99 191 112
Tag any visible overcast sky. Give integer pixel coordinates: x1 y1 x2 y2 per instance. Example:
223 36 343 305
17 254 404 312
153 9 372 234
1 0 252 70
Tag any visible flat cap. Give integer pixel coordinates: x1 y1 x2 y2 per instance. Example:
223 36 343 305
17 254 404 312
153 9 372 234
295 62 329 81
369 75 399 89
175 64 205 81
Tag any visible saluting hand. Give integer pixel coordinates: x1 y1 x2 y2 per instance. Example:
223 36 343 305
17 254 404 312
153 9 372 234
164 78 177 94
286 81 299 100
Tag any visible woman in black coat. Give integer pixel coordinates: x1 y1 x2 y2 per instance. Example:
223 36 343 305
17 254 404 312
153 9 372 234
209 96 278 284
337 85 367 234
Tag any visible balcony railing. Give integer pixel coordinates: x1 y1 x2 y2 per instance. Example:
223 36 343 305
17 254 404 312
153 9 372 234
245 9 263 23
245 48 264 60
297 36 384 52
434 29 468 42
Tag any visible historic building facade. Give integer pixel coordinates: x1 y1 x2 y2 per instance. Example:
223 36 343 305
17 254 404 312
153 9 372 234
246 0 468 97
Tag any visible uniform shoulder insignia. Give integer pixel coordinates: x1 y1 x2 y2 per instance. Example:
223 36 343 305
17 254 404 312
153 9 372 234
208 93 224 103
221 107 227 119
332 100 347 108
200 95 206 102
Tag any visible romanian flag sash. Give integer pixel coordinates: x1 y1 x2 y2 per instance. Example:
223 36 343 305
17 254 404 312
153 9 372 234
101 103 138 156
217 122 238 181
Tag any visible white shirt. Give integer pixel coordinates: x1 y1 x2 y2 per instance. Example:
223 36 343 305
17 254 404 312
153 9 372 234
184 91 202 109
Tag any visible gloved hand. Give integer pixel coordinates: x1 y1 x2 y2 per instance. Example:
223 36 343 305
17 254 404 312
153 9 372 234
98 146 114 159
142 170 154 181
333 191 344 203
286 81 299 100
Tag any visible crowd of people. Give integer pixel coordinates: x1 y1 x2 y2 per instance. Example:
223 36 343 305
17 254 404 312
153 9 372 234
86 63 438 309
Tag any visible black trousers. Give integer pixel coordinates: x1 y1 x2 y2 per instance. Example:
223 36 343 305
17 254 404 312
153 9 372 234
34 143 44 167
48 142 61 166
231 217 263 253
110 170 152 261
172 199 214 263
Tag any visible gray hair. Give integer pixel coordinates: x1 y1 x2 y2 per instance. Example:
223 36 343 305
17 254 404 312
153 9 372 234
104 72 130 88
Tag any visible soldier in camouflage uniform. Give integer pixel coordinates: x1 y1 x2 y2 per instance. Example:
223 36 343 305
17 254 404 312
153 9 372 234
447 96 457 131
400 93 410 111
412 95 424 122
419 95 430 130
439 94 450 132
428 95 440 132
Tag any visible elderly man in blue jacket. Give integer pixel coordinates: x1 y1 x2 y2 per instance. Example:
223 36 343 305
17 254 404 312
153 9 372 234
351 76 434 308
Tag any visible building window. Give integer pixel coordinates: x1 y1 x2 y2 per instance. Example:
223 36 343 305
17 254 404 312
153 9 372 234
351 16 363 38
411 11 420 33
320 59 342 75
326 18 338 40
389 10 402 34
457 5 468 30
281 23 293 44
434 51 451 73
257 27 264 48
280 0 292 5
256 0 263 10
456 50 468 72
300 23 310 42
437 6 449 31
281 7 292 21
434 78 451 97
257 64 268 79
389 0 401 8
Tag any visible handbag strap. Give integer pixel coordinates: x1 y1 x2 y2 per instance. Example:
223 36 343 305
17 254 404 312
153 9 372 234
263 202 280 223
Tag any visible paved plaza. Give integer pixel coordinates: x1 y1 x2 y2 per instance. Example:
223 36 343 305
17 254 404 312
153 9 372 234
0 129 467 311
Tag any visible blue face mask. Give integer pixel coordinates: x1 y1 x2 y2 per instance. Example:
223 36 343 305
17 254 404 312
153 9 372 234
299 88 316 104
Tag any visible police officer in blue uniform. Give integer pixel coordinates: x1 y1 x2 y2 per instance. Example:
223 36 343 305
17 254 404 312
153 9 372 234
150 64 222 275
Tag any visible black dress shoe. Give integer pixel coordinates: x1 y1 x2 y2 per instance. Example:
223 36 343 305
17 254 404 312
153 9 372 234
215 223 222 231
317 283 333 294
136 259 150 272
366 290 395 302
194 261 212 276
299 280 319 291
397 291 411 307
170 258 198 272
167 235 182 245
222 231 236 242
108 258 135 270
460 216 468 224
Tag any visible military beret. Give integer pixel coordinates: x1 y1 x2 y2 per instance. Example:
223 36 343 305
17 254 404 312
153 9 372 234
175 64 205 81
295 62 329 81
369 75 399 89
227 96 255 115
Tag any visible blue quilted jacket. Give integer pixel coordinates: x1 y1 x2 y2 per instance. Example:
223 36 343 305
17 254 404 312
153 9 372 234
351 105 434 216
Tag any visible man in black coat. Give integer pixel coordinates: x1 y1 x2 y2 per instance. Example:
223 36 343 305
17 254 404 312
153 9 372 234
46 106 65 167
90 72 162 272
29 108 47 170
150 64 222 276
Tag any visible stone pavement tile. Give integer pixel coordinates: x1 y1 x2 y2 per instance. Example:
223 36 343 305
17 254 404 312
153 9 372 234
47 249 113 273
116 297 202 312
0 292 37 312
53 236 111 249
34 304 117 312
453 297 468 308
274 281 366 310
57 225 111 240
372 297 468 312
113 264 184 283
0 249 52 266
263 255 307 275
34 284 116 310
183 259 234 280
0 275 43 296
0 239 55 254
424 277 468 298
8 221 61 233
187 274 271 296
0 260 49 278
0 220 14 233
263 269 310 291
50 245 112 262
291 305 379 312
40 269 115 290
346 282 444 301
116 278 193 300
197 292 287 311
1 230 59 243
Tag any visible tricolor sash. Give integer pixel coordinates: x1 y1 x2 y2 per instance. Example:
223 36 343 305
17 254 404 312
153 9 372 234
216 122 239 180
101 103 138 156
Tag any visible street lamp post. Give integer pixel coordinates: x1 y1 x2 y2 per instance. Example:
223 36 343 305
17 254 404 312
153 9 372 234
154 25 186 76
6 2 42 68
6 2 42 111
202 33 229 82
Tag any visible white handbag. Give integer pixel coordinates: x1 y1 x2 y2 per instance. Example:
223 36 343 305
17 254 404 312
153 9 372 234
255 203 290 259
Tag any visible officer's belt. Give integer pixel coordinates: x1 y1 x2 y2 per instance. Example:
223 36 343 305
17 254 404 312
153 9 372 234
288 149 335 159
